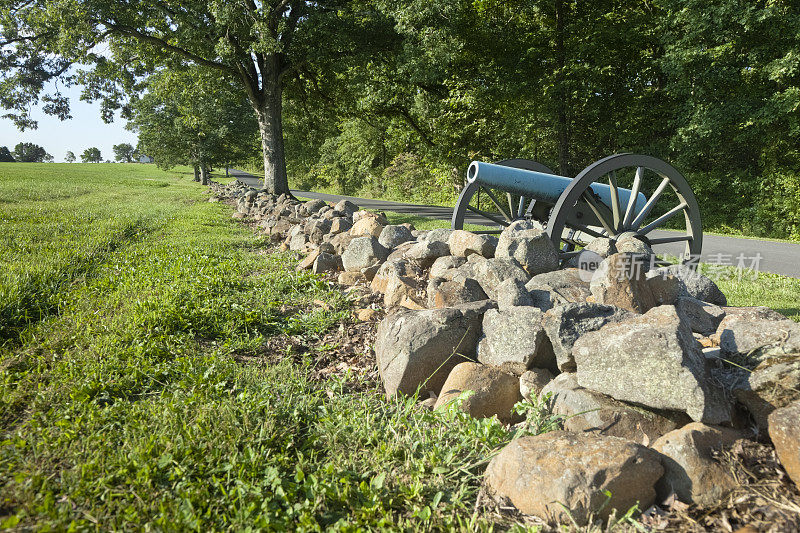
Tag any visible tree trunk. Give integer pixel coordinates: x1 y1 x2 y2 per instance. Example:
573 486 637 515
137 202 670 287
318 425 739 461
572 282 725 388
254 89 289 195
193 165 200 182
554 0 571 176
200 165 209 185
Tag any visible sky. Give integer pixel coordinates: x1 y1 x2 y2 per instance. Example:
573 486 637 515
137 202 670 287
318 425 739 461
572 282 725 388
0 82 138 162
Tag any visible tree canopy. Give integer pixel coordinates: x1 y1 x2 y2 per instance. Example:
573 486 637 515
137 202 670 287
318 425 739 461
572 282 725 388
13 142 51 162
0 146 14 162
81 147 102 163
113 143 137 163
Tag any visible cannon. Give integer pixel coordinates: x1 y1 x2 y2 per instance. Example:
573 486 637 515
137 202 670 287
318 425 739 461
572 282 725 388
451 153 702 263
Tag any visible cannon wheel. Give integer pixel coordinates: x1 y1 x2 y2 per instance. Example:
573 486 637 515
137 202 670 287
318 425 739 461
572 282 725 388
546 153 703 264
452 159 555 232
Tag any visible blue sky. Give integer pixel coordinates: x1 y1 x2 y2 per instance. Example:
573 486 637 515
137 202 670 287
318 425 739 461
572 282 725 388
0 82 138 162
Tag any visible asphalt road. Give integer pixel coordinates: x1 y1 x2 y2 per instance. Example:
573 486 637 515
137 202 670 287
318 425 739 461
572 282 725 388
228 169 800 278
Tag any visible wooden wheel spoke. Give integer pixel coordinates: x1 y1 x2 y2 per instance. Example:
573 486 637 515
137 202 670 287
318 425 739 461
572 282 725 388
630 177 670 230
507 192 516 220
608 171 621 231
622 166 643 229
482 187 513 221
517 196 527 219
581 191 615 235
466 205 510 227
639 202 688 235
569 223 605 239
648 235 693 245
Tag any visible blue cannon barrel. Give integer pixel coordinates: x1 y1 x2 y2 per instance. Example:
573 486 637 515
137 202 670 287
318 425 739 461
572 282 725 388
467 161 647 213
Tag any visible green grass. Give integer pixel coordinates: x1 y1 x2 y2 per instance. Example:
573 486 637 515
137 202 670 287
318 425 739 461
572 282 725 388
0 163 540 531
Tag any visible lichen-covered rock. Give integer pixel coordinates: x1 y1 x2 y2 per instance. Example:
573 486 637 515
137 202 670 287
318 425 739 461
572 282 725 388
734 355 800 432
404 240 451 268
371 260 419 294
375 301 495 398
312 252 341 274
573 305 732 424
675 297 726 336
378 224 414 249
473 258 529 300
350 216 385 238
650 265 728 306
496 278 534 310
341 237 389 272
768 400 800 488
384 275 424 309
525 268 592 308
333 199 359 217
478 307 555 374
519 368 554 401
329 218 353 235
448 230 497 258
717 316 800 356
495 227 559 276
542 303 631 371
427 276 488 308
305 218 332 244
652 423 745 506
589 253 655 313
429 256 466 279
296 249 320 271
423 228 454 245
434 362 521 424
542 373 688 442
484 431 663 526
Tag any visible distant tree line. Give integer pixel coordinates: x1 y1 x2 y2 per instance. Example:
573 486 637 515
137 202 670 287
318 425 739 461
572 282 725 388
2 0 798 238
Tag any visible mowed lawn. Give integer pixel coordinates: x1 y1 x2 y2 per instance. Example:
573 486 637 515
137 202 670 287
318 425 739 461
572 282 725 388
0 164 519 531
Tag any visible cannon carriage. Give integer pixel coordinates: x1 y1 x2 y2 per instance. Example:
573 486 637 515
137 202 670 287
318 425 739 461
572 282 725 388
451 154 703 264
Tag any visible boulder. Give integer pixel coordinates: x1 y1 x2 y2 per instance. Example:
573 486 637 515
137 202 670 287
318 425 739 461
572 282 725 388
330 232 355 255
649 265 728 306
495 227 559 276
652 423 745 506
541 373 688 442
717 317 800 356
448 230 497 258
429 256 466 279
472 258 529 300
375 301 495 398
434 362 521 424
371 260 419 294
542 303 631 371
302 198 327 215
385 240 417 263
496 278 535 310
404 240 451 268
573 305 732 424
306 219 332 244
768 400 800 488
338 271 366 285
675 297 726 336
312 252 341 274
734 355 800 432
615 235 654 257
378 224 414 249
329 218 353 235
296 249 320 271
427 276 488 308
484 431 663 526
289 232 309 252
384 275 424 309
519 368 554 401
341 237 389 272
585 237 616 258
589 253 656 313
477 307 555 374
333 199 359 217
526 268 592 308
424 228 454 245
350 216 385 238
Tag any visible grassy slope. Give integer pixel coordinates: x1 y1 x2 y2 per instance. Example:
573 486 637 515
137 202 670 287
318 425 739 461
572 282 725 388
0 163 542 531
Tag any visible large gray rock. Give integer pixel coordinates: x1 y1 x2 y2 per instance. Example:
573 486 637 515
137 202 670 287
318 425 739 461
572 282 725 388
333 199 359 217
429 256 466 279
495 227 559 276
589 253 657 313
329 218 353 235
378 224 414 249
375 301 495 398
448 230 497 258
573 305 732 424
768 400 800 488
478 307 555 374
717 317 800 356
404 240 451 268
652 423 745 506
472 258 529 300
541 373 688 442
305 218 332 244
427 276 488 308
434 362 521 424
484 431 663 526
496 278 535 310
312 252 341 274
675 297 726 336
423 228 454 245
542 303 631 371
341 237 389 272
650 265 727 306
519 368 554 401
303 198 327 215
734 356 800 432
525 268 592 308
371 260 420 294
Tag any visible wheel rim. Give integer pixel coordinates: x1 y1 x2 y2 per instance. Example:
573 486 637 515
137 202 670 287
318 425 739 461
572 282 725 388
452 159 555 232
545 154 702 265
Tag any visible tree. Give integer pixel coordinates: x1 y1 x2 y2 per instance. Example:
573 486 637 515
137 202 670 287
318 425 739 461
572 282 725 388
1 0 394 194
13 142 51 162
65 151 76 163
113 143 137 163
128 67 258 185
0 146 14 162
81 147 102 163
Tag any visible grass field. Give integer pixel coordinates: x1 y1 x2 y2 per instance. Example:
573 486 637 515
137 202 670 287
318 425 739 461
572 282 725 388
0 163 548 531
